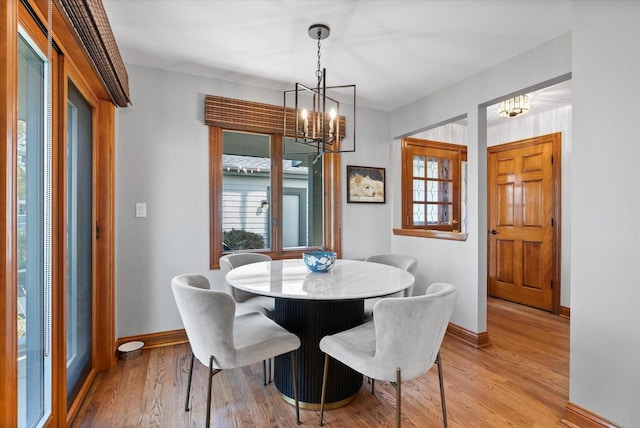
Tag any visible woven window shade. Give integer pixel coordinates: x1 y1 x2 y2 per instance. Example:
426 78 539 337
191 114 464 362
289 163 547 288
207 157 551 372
56 0 131 107
205 95 345 138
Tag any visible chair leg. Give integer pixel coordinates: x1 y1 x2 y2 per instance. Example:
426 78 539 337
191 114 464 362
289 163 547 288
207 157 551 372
435 352 448 428
268 357 272 383
291 351 300 424
206 356 214 428
371 378 375 395
263 360 267 386
396 367 402 428
205 356 222 428
184 352 195 411
319 354 330 426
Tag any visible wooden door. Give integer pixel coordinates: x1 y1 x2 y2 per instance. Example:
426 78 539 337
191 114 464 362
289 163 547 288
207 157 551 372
488 133 560 312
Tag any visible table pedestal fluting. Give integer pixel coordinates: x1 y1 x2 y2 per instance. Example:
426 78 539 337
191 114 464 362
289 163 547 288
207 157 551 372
274 299 364 408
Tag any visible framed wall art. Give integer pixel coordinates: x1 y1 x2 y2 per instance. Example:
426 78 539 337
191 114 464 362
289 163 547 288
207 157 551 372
347 165 385 203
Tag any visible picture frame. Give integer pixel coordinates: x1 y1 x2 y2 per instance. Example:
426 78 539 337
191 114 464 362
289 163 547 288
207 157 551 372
347 165 386 203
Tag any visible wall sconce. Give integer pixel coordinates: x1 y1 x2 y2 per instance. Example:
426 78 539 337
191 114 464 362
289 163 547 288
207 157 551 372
261 200 269 211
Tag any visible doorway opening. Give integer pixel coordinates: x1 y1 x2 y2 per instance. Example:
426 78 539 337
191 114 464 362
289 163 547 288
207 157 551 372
485 79 571 315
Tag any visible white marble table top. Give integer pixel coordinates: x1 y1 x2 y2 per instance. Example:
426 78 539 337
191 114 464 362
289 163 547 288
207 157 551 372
225 259 415 301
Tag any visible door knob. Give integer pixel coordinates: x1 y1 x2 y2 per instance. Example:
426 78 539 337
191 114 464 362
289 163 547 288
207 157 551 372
490 229 498 235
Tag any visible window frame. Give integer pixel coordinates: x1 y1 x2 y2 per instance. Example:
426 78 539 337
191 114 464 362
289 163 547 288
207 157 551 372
209 125 341 269
394 137 468 241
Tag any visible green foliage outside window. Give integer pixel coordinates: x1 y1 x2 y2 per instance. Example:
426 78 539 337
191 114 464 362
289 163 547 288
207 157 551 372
223 228 265 250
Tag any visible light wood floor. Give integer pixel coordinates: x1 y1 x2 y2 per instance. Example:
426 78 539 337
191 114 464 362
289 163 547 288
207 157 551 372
72 298 569 427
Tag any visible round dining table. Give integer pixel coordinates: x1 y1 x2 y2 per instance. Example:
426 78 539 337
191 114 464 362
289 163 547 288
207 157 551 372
225 258 415 409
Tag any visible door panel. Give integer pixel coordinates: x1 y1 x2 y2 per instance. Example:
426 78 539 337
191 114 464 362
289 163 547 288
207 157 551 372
496 240 515 283
522 241 542 288
523 180 543 226
17 30 52 428
488 135 557 311
497 183 514 225
66 81 93 408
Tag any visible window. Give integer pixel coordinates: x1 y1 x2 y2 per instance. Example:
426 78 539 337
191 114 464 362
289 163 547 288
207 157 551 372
208 96 341 268
395 138 467 240
17 29 52 428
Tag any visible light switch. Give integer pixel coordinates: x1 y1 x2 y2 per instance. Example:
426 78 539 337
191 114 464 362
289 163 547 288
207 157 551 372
135 202 147 218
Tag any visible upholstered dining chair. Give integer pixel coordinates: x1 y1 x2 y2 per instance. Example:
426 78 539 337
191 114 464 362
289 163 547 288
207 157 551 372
219 253 275 316
173 273 273 384
318 283 457 428
171 274 301 427
363 254 418 319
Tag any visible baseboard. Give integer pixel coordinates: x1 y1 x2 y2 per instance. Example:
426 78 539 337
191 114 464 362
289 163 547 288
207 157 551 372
563 402 621 428
560 305 570 319
116 328 188 352
119 324 488 352
446 323 490 348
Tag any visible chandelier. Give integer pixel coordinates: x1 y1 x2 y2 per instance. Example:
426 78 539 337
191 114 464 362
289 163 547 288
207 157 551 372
284 24 356 162
497 94 530 118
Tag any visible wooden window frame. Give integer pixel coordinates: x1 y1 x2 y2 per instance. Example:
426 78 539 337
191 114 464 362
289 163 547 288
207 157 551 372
393 137 468 241
209 125 341 269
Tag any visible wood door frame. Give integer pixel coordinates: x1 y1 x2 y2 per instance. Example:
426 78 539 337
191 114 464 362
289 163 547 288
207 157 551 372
487 132 562 314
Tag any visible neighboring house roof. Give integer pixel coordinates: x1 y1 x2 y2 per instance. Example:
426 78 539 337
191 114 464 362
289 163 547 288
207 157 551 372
222 154 308 175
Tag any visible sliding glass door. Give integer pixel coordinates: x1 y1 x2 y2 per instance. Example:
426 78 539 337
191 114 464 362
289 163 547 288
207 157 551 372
65 81 93 407
17 30 52 428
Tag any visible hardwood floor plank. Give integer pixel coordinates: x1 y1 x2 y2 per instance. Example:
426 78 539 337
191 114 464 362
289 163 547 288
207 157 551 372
73 298 569 427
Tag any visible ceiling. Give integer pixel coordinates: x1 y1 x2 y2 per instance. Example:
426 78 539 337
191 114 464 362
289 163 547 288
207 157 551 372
102 0 572 113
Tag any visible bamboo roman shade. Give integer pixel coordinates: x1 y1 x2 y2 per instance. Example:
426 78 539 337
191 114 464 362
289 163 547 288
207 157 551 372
56 0 131 107
205 94 346 138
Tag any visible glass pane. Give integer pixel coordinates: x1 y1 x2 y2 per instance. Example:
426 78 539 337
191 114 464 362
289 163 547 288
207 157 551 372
426 180 438 202
439 204 452 224
222 131 270 251
412 204 425 225
412 180 424 202
440 181 452 202
412 155 424 177
66 82 93 408
426 157 438 178
426 181 452 203
461 161 468 233
18 32 51 428
426 204 453 225
283 138 323 249
439 158 452 179
426 204 439 225
426 157 452 180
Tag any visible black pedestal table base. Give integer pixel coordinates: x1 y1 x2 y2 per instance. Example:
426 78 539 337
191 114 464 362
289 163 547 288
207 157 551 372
274 298 364 409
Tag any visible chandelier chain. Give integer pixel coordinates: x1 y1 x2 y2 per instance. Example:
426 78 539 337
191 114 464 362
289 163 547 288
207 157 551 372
316 34 322 87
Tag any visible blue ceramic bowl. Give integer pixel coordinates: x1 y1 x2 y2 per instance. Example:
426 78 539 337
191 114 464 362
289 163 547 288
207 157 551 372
303 251 337 273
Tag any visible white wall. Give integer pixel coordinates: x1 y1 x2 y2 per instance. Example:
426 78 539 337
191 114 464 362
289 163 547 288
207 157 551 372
389 33 572 333
115 65 391 338
340 106 392 260
570 1 640 426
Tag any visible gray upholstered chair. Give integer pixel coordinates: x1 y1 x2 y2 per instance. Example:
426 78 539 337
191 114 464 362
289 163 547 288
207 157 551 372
363 254 418 319
173 273 273 384
318 283 457 428
171 275 301 427
219 253 275 316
